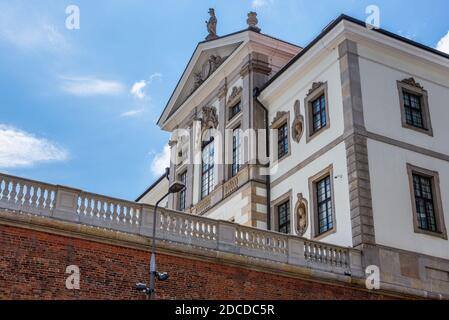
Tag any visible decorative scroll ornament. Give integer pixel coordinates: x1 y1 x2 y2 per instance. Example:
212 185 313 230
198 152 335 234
295 193 308 237
271 111 287 126
307 81 324 96
292 100 304 143
228 86 243 106
401 77 424 90
247 12 261 32
205 8 218 41
193 55 224 92
202 106 219 129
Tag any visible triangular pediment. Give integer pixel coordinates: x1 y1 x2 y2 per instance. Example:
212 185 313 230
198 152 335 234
158 32 248 128
172 43 241 113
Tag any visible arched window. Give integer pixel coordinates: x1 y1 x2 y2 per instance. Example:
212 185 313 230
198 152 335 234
201 138 215 199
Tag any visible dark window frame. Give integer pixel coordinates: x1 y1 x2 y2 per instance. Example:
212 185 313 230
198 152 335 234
201 138 215 199
309 165 336 239
316 175 333 235
305 82 330 143
229 101 242 121
407 164 447 239
311 94 327 133
397 79 433 136
277 122 289 160
231 127 242 177
178 171 187 211
270 190 292 234
277 201 291 234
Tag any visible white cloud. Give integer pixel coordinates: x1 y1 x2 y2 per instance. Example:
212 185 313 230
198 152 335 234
0 125 68 168
130 73 162 99
437 31 449 54
149 73 163 82
60 76 126 96
0 2 68 52
120 109 145 118
150 145 171 176
130 80 147 99
251 0 273 9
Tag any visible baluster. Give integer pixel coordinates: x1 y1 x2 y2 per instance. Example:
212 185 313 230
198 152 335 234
79 195 86 216
16 183 25 207
116 204 122 223
0 178 4 200
129 206 136 225
30 185 38 208
92 199 99 219
2 178 10 201
176 216 182 235
134 208 140 226
105 201 113 221
46 190 53 209
10 181 18 204
99 200 106 221
38 187 45 209
85 197 92 218
123 206 129 225
128 207 134 225
23 185 31 208
121 205 127 224
109 201 116 222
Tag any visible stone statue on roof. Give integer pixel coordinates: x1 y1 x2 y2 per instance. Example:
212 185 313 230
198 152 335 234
206 8 218 41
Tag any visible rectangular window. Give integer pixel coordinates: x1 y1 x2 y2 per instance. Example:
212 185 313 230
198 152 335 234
229 101 241 120
232 127 241 177
277 201 290 234
403 91 425 129
413 174 437 232
201 140 215 199
316 175 333 235
277 123 289 159
312 94 327 133
178 171 187 211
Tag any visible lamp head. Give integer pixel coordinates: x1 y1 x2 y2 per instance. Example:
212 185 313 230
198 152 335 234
156 272 169 282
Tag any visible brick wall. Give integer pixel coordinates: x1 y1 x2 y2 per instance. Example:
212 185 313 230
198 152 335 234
0 224 394 300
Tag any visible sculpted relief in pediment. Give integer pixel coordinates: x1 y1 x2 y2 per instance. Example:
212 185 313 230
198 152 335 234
193 55 225 93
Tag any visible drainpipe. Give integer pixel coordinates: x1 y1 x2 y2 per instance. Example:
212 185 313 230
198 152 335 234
253 87 271 231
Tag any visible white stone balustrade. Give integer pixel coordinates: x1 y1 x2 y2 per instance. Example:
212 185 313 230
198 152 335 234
0 172 364 278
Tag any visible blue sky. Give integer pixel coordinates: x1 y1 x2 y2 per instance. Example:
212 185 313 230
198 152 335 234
0 0 448 200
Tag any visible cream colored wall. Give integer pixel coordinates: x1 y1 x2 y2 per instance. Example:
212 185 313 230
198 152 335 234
137 178 169 208
205 190 249 224
267 49 345 181
368 139 449 260
271 143 352 247
358 44 449 155
265 48 353 247
358 43 449 259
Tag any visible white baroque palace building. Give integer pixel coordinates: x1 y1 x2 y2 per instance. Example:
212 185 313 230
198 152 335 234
137 13 449 296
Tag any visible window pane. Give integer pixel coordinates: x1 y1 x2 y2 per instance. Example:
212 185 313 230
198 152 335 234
201 141 215 199
277 123 289 159
278 201 290 234
403 91 425 129
311 95 326 133
316 175 333 235
230 101 241 120
232 128 241 177
413 173 437 232
178 172 187 211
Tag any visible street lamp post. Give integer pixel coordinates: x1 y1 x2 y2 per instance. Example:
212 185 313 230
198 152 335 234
136 168 185 299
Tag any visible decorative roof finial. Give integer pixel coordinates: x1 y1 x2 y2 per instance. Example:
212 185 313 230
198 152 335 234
205 8 218 41
247 12 261 33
